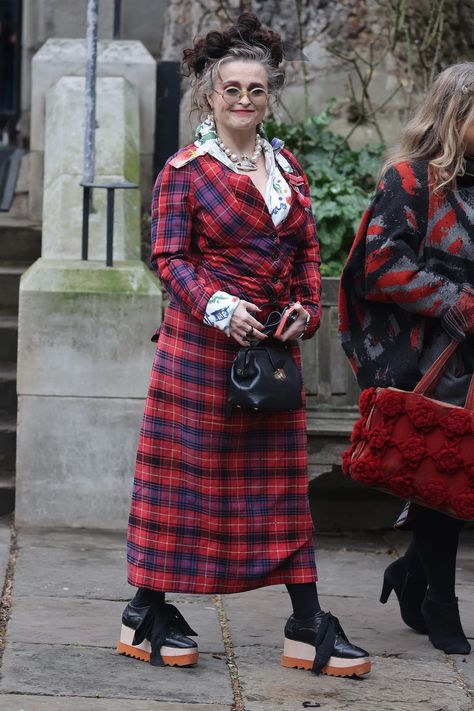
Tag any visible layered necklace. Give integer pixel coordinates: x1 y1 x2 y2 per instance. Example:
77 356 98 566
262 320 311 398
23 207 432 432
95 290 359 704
215 133 262 172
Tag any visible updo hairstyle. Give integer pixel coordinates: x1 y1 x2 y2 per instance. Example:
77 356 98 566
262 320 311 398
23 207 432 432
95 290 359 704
182 13 286 114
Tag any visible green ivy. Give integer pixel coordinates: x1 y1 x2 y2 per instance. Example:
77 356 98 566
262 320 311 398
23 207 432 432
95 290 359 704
265 107 384 276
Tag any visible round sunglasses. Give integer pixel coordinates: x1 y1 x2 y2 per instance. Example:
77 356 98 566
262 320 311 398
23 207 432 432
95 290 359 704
213 86 269 106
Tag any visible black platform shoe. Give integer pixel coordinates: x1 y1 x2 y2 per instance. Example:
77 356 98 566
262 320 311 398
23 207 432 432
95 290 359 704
421 595 471 655
117 600 199 666
380 557 428 634
281 611 371 677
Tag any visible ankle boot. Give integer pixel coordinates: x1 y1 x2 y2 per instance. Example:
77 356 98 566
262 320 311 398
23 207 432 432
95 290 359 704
380 557 427 634
281 611 371 677
421 595 471 655
117 600 199 666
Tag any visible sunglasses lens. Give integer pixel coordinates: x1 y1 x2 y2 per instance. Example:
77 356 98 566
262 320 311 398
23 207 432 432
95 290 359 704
249 89 268 104
222 88 241 104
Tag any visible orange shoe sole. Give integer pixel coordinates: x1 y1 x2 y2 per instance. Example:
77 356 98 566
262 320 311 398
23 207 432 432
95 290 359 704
117 624 199 667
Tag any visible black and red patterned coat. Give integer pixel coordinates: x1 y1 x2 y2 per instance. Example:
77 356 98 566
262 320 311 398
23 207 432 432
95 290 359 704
339 160 474 398
127 145 321 594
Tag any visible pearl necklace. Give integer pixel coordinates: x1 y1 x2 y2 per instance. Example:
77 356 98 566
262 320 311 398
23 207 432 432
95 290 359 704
216 134 262 172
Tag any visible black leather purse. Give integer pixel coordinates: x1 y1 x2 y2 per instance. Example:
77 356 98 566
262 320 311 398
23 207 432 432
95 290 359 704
226 340 302 417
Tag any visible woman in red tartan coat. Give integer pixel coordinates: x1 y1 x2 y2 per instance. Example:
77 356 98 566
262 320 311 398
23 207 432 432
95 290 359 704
117 14 370 678
339 63 474 656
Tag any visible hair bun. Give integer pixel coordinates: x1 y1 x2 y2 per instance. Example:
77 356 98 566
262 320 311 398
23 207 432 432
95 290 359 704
182 12 283 77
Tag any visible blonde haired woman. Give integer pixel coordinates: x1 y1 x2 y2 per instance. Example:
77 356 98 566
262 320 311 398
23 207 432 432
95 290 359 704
339 63 474 655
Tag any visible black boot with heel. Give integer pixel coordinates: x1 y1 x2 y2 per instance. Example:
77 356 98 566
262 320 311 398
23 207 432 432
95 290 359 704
380 557 428 634
421 595 471 655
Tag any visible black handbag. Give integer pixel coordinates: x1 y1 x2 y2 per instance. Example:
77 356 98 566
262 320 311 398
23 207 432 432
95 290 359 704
226 340 302 416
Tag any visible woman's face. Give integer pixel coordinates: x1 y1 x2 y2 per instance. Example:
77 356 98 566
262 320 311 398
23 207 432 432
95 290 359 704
207 60 269 137
464 114 474 157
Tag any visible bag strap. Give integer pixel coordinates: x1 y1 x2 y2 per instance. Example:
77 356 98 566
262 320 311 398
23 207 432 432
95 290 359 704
466 373 474 411
413 339 474 411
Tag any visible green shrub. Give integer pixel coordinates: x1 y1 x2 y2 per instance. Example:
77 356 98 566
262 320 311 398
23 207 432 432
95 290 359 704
265 107 384 276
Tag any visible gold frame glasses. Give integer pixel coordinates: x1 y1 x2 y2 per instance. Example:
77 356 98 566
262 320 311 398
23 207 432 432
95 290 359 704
213 86 269 106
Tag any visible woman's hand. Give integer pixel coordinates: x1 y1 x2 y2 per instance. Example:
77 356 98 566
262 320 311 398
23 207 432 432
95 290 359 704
275 301 310 342
229 300 267 346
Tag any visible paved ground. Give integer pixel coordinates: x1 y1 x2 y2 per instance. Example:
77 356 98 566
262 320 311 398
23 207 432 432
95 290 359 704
0 515 472 711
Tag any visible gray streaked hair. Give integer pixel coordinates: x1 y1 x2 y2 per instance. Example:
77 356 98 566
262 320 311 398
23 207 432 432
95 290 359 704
191 42 285 116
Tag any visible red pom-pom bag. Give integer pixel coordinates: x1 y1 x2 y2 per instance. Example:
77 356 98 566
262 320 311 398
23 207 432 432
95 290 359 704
344 341 474 520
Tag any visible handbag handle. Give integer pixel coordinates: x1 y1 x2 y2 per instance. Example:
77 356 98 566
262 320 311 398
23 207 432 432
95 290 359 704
413 340 474 410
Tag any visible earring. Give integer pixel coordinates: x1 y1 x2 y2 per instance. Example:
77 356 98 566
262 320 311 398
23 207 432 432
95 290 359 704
207 112 216 129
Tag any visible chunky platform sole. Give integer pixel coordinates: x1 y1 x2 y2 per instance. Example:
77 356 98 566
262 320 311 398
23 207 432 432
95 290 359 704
117 624 199 667
281 638 371 677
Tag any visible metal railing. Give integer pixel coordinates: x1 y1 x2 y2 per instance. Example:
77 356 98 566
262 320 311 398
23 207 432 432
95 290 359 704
80 1 137 267
80 181 138 267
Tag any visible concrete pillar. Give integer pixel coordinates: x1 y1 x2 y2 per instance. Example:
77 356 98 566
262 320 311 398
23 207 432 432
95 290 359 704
16 49 162 529
29 39 156 221
16 260 161 529
42 76 140 261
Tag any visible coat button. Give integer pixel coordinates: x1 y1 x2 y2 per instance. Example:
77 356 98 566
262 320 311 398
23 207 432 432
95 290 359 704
271 276 280 284
270 232 278 240
271 248 279 260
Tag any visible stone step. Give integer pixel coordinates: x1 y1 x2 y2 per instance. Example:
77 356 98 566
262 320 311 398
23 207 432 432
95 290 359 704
307 405 358 474
0 469 15 515
0 416 16 471
0 315 18 362
1 150 31 220
0 363 17 416
0 219 41 262
0 264 28 312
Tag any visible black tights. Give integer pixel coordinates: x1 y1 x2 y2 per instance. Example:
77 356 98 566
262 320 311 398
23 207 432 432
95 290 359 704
403 508 464 603
132 588 165 606
132 583 321 619
286 583 321 619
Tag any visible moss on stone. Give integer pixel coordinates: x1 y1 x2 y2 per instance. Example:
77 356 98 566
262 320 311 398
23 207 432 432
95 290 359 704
21 259 162 297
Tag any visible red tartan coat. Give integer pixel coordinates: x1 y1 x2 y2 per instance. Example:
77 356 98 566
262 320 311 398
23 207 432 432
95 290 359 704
127 145 322 594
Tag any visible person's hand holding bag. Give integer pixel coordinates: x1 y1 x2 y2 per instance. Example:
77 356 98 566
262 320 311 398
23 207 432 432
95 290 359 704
229 300 267 346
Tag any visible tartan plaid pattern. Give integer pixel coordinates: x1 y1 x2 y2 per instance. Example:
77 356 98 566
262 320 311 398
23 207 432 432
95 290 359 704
127 148 321 594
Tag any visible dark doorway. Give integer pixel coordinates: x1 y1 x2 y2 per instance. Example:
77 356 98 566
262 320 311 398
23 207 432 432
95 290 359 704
154 61 181 177
0 0 22 145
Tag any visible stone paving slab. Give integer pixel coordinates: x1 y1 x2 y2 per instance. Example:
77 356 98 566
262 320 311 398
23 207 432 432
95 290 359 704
454 656 474 696
314 548 393 598
12 543 134 600
234 646 472 711
0 696 231 711
17 528 126 550
7 596 224 653
0 643 233 704
316 531 396 553
0 515 10 591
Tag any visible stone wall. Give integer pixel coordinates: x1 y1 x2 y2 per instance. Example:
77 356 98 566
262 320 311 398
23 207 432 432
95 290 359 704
161 0 474 148
20 1 474 152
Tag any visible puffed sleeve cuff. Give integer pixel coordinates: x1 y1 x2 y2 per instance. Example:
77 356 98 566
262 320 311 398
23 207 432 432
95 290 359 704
442 285 474 340
203 291 241 335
